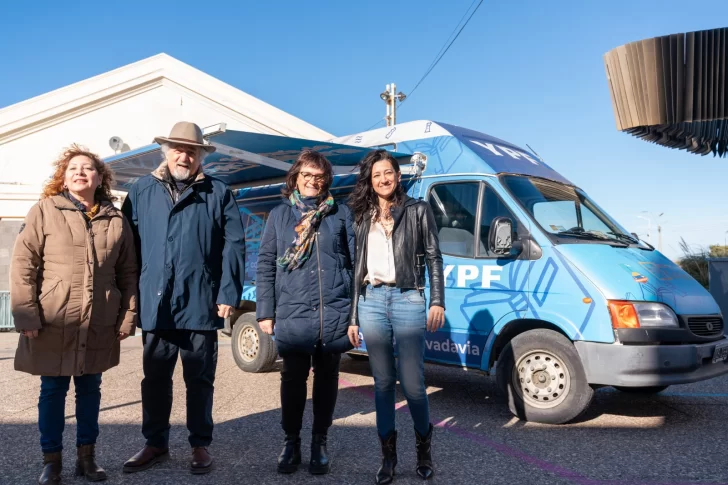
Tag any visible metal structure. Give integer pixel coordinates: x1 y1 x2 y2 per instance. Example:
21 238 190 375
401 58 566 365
709 258 728 319
0 292 14 331
604 27 728 157
380 83 407 127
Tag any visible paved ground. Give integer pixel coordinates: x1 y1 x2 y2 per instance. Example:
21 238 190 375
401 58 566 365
1 331 728 485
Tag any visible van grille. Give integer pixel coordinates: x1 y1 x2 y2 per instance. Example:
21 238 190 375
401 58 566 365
687 317 724 337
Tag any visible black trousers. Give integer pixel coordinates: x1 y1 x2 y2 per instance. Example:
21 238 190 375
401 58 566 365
280 348 341 436
141 330 218 448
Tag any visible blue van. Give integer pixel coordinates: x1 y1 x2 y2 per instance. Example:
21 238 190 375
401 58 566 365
107 120 728 424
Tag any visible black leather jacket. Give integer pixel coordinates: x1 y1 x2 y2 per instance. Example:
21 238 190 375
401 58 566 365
350 196 445 326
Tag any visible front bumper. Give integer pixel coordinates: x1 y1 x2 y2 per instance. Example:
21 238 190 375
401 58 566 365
575 338 728 387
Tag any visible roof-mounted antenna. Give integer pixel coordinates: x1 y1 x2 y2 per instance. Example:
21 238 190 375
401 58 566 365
526 143 544 162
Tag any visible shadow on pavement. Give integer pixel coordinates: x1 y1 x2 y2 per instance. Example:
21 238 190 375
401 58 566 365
2 347 728 484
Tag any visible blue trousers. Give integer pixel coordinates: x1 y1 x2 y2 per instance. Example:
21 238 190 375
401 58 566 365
358 284 430 439
38 374 102 453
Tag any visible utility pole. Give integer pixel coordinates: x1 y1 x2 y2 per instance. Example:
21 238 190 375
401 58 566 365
637 214 653 244
639 211 665 251
380 83 407 127
658 224 662 253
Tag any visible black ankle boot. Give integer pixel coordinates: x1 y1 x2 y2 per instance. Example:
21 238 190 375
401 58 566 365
376 431 397 485
39 452 62 485
415 425 434 480
309 434 330 474
277 434 301 474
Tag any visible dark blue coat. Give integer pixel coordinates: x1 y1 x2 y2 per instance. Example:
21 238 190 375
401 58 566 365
121 166 246 331
256 199 355 354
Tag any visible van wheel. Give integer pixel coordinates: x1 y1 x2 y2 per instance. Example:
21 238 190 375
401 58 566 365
231 313 277 373
496 329 593 424
614 385 669 394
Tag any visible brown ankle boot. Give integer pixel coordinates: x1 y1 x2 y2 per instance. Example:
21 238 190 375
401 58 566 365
39 452 62 485
75 444 107 482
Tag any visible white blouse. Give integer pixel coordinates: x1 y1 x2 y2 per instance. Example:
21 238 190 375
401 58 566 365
365 221 396 285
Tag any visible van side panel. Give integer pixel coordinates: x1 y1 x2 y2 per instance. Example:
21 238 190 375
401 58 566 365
527 246 614 340
479 246 614 371
415 173 536 370
236 181 360 305
238 198 282 303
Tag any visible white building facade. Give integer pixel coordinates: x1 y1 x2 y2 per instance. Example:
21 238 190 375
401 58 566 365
0 53 331 290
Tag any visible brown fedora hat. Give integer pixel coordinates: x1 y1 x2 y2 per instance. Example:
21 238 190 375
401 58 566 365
154 121 216 153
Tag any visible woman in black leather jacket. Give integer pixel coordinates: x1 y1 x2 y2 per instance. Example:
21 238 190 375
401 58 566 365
347 150 445 484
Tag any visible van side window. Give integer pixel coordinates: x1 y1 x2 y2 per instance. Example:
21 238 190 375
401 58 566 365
479 185 520 257
428 182 480 257
238 199 282 282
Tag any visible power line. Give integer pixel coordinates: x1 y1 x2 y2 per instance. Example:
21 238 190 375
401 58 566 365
400 0 484 108
413 0 481 100
363 116 387 132
360 0 485 132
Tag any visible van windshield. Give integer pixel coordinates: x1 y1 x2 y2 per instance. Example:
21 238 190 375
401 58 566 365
501 175 640 247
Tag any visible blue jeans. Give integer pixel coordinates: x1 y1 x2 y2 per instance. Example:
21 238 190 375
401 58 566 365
358 284 430 439
38 374 102 453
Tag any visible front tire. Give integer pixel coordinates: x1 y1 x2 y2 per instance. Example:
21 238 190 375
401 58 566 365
231 313 278 373
496 329 593 424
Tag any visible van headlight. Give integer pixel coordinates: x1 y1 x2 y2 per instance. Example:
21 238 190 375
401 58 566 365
608 301 679 328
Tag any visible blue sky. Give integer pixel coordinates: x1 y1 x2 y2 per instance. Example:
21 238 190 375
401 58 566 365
1 0 727 259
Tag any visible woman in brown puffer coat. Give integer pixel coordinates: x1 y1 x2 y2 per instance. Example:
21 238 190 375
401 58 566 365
11 144 138 484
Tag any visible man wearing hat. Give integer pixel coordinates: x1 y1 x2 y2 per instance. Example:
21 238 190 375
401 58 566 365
121 122 246 475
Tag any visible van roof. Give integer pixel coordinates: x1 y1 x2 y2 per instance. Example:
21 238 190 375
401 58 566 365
104 120 571 190
332 120 571 185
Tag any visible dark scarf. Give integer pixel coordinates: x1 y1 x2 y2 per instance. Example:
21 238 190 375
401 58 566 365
162 169 197 202
277 190 335 271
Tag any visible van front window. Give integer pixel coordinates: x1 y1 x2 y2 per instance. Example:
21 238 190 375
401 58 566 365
501 175 640 247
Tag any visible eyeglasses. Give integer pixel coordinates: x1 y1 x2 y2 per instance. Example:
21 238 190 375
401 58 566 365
299 172 326 183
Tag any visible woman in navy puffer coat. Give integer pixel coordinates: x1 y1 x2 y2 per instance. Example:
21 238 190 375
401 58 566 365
256 150 355 476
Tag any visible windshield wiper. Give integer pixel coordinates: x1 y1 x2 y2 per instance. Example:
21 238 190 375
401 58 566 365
557 229 629 247
608 232 654 250
607 232 639 244
557 229 608 240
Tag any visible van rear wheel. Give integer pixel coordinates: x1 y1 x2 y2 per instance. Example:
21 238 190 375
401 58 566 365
496 329 593 424
231 313 278 373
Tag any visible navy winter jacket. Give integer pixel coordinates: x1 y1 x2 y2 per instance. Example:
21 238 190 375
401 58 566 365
255 198 355 354
121 163 246 331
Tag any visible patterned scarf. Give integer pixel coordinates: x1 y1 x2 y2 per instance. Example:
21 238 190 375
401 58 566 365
277 190 335 271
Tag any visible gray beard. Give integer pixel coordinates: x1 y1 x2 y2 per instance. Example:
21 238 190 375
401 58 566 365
170 166 192 180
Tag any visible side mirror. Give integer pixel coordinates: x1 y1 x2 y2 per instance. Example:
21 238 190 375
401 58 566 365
489 217 514 256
